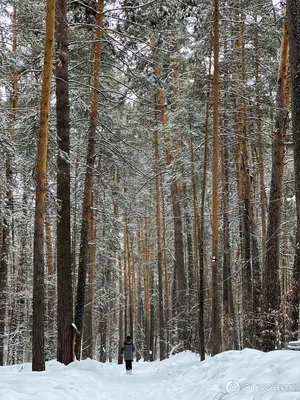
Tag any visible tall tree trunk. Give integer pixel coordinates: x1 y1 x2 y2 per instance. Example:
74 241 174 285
16 180 30 363
175 61 193 345
74 0 104 360
72 151 80 286
45 205 56 360
160 177 169 356
32 0 56 372
83 191 95 359
221 134 230 352
0 5 18 366
211 0 221 356
221 133 238 351
117 255 125 364
252 34 265 345
189 138 199 350
143 218 152 361
151 36 186 349
234 18 253 348
170 40 187 349
287 0 300 340
154 94 166 360
55 0 73 365
124 211 134 340
254 28 267 259
149 257 155 362
45 209 54 277
135 225 142 361
182 179 194 350
113 169 124 364
262 13 290 351
221 35 238 352
7 4 18 276
127 220 134 339
99 260 109 363
197 39 212 361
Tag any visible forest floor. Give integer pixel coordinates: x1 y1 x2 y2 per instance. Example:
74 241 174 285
1 348 300 399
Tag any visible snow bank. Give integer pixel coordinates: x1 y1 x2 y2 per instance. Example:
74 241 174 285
1 349 300 399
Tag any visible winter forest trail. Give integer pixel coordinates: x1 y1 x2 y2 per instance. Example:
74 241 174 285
2 350 300 400
0 352 199 400
94 362 183 400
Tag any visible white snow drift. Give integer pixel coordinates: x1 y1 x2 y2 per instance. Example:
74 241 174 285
1 349 300 399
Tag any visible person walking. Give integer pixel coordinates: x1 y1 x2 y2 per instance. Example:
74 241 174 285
121 335 135 375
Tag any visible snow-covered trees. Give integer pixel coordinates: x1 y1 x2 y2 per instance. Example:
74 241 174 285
0 0 300 366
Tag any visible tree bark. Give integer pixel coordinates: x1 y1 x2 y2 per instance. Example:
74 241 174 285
153 106 166 359
55 0 73 365
82 191 95 359
32 0 56 372
74 0 105 360
234 18 253 348
160 176 169 355
143 218 152 361
0 5 18 366
221 132 238 351
45 205 56 361
262 13 290 351
254 28 267 259
135 226 142 361
287 0 300 340
211 0 221 356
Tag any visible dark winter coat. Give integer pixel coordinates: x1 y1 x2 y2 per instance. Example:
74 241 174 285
121 340 135 361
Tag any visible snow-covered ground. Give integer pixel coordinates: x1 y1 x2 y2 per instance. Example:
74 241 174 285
1 349 300 400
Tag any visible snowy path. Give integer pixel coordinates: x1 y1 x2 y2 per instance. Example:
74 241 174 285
0 354 197 400
2 350 300 399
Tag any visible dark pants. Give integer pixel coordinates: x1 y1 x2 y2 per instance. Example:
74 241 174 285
125 360 132 370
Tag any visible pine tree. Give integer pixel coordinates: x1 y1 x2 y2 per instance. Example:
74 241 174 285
32 0 56 372
56 0 73 365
